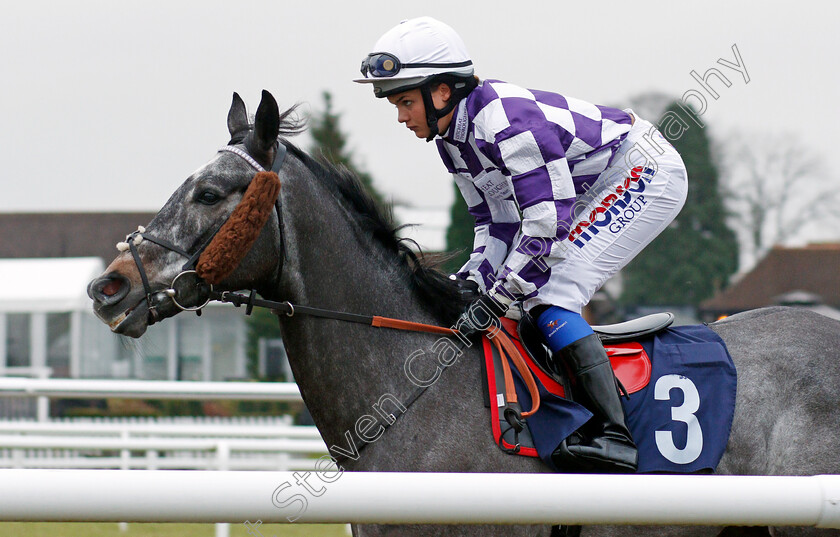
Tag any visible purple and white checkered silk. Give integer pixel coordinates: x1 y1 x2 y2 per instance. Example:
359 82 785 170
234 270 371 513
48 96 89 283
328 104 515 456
436 79 633 301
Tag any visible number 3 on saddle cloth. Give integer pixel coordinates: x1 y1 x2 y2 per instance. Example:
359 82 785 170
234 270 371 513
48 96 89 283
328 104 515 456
483 316 737 473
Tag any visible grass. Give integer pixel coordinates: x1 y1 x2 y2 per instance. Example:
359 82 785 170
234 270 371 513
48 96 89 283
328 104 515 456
0 522 350 537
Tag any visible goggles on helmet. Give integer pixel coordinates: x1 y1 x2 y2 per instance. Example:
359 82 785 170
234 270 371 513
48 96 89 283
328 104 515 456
359 52 472 79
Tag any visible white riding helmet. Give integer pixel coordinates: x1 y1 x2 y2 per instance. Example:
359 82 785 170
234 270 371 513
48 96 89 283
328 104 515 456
354 16 474 98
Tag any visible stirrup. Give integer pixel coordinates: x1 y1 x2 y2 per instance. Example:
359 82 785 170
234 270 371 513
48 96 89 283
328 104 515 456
553 434 638 474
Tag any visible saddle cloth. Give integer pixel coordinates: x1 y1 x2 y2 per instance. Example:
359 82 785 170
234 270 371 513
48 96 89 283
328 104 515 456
484 318 737 473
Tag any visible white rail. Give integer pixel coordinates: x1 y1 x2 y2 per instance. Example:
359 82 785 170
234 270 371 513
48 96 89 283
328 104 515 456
0 418 327 471
0 377 303 421
0 377 301 400
0 379 314 537
0 435 327 471
0 435 326 452
0 471 838 528
0 455 321 471
0 418 321 438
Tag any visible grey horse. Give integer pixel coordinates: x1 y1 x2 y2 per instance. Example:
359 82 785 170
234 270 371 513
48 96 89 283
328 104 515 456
88 90 840 536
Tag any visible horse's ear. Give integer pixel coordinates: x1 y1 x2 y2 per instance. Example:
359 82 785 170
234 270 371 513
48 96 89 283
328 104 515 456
254 90 280 153
227 92 249 137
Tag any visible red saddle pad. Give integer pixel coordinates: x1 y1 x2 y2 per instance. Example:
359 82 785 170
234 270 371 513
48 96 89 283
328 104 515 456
496 317 651 396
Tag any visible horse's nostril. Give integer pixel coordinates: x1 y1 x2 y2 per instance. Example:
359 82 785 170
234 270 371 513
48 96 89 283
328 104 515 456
102 279 122 297
89 274 131 305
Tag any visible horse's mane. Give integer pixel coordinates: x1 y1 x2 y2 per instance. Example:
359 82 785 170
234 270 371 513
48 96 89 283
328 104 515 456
268 110 468 324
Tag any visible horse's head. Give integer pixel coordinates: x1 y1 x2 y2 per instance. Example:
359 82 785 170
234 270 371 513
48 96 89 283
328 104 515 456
88 90 291 338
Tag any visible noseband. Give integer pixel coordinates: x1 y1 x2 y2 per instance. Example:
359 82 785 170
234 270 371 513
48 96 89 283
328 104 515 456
117 142 288 325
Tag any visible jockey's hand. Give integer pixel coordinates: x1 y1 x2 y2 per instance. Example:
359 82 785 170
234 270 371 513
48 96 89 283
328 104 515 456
455 293 509 340
449 275 480 303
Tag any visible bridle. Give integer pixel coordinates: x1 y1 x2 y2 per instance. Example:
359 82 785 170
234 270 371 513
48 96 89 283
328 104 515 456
117 141 288 325
117 140 541 463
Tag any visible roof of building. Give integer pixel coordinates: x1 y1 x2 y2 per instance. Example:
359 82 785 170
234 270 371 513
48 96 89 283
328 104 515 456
700 243 840 313
0 212 155 263
0 257 104 312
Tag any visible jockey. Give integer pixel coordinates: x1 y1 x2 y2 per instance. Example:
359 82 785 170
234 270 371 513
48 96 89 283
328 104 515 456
355 17 688 473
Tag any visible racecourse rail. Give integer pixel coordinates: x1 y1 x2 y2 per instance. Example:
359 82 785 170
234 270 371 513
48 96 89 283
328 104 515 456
0 377 302 400
0 470 838 528
0 377 302 421
1 378 839 528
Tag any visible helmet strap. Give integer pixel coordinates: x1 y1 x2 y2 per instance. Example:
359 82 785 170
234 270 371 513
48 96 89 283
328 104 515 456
420 77 477 142
420 85 443 142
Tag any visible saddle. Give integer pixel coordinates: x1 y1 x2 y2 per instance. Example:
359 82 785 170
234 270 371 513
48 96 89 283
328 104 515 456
483 311 737 474
485 313 670 458
516 311 674 389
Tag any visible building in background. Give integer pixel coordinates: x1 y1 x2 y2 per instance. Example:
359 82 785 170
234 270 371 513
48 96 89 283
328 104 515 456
699 243 840 322
0 213 248 383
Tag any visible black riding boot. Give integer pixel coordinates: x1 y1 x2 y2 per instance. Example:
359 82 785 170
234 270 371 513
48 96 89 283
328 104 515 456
552 333 638 473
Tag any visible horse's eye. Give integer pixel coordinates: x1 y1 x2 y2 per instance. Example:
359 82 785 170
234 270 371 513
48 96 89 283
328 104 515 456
197 190 222 205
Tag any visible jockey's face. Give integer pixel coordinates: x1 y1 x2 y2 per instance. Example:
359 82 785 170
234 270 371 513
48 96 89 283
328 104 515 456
387 85 452 140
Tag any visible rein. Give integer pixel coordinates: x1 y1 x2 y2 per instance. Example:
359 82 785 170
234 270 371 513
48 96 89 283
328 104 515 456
118 140 540 461
210 287 542 461
213 288 539 411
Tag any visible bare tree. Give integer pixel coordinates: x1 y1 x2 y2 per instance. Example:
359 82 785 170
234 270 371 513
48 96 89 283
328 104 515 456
717 132 839 269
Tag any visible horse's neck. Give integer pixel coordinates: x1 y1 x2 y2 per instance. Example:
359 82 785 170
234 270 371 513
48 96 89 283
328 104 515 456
273 169 449 448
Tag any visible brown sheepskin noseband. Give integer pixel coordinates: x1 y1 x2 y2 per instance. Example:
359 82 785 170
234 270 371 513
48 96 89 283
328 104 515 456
195 171 281 285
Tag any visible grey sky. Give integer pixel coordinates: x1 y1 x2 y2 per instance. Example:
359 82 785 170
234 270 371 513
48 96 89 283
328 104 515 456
2 1 838 250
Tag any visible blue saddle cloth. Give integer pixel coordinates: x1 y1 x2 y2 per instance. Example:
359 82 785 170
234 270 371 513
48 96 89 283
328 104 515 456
507 324 737 473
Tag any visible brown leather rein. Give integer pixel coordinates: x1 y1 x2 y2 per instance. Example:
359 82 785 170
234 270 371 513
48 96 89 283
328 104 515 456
207 288 542 420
